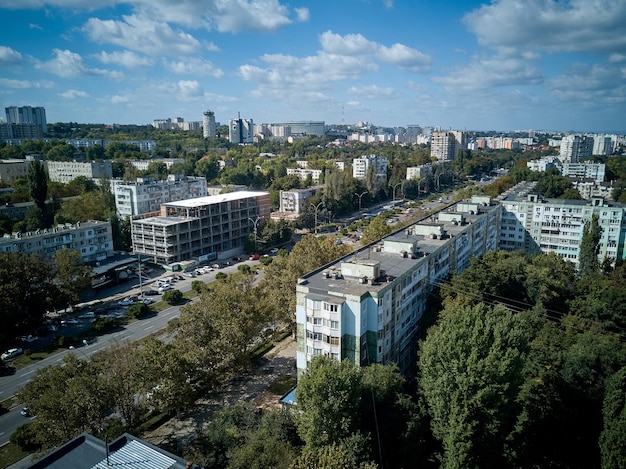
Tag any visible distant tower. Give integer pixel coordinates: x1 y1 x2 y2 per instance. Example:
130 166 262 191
203 109 216 138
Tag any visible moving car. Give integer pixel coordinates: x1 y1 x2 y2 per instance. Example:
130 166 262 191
61 318 80 325
158 284 172 293
20 407 30 417
1 347 23 361
249 253 260 261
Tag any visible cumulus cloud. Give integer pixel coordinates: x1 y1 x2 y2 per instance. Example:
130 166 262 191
59 89 89 98
177 80 203 98
83 15 202 56
0 77 54 89
35 49 123 79
348 85 395 98
295 7 310 22
0 46 24 65
319 30 430 72
464 0 626 55
96 50 154 68
28 23 42 30
432 56 543 92
549 63 626 103
111 94 130 104
163 57 223 77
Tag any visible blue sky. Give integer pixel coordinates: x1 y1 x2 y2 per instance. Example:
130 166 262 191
0 0 624 132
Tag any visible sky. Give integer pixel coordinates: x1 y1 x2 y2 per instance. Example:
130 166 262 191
0 0 625 133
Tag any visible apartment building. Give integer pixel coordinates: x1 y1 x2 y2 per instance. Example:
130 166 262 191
559 135 593 162
46 161 113 184
0 220 114 262
296 195 500 377
0 159 29 183
561 163 605 182
498 183 626 267
5 106 47 135
406 164 433 180
352 154 388 181
272 186 324 220
203 110 216 138
228 116 254 144
286 167 323 183
128 158 184 172
131 191 270 265
114 175 208 217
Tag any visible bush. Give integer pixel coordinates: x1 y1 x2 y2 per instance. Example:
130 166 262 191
10 422 41 452
128 303 150 319
162 289 183 304
215 272 228 281
259 256 273 266
91 317 117 332
191 280 205 294
23 349 32 357
237 264 251 274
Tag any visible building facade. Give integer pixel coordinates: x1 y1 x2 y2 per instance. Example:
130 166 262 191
286 167 322 183
203 110 216 138
406 164 433 180
0 159 29 183
559 135 593 162
273 121 325 136
274 186 323 219
228 116 254 144
296 195 500 377
5 106 47 135
131 191 271 265
0 220 114 262
430 131 457 161
497 183 626 268
45 161 113 184
114 175 208 217
352 154 388 183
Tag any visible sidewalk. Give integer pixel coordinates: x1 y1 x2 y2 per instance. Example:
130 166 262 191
143 335 297 450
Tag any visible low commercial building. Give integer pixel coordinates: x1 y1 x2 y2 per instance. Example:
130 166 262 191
296 195 500 377
131 191 270 265
0 220 114 262
46 161 113 184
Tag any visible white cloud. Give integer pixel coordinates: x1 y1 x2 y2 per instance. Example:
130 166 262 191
35 49 123 79
83 15 202 56
28 23 42 30
382 0 393 9
295 7 310 22
111 94 130 104
610 53 626 63
163 57 223 77
348 85 395 98
0 77 54 89
464 0 626 55
58 89 89 98
433 56 543 92
177 80 203 98
549 63 626 103
319 30 431 72
205 0 293 33
96 50 154 68
0 46 24 65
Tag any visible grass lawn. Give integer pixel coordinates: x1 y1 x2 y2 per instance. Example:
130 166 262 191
0 442 29 468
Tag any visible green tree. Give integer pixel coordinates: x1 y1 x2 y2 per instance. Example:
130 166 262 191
579 213 602 278
52 248 93 307
18 354 112 450
162 289 183 304
600 366 626 469
295 356 363 449
27 159 48 213
419 302 531 469
359 214 392 245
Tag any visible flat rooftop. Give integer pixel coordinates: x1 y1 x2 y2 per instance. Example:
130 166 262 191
162 191 269 208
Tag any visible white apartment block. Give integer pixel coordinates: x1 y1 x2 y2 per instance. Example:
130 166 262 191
0 159 29 183
561 163 605 182
406 165 433 180
131 191 271 265
527 156 561 173
0 220 114 262
559 135 593 163
114 175 208 217
274 186 324 219
593 136 614 155
128 159 184 172
352 154 388 181
287 167 322 183
571 180 613 201
46 161 113 184
296 195 500 377
273 121 325 136
498 182 626 268
203 110 216 138
430 131 457 161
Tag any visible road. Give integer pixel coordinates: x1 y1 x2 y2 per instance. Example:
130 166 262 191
0 259 258 447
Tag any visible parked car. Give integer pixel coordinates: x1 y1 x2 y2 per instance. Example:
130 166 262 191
1 347 23 361
18 335 37 343
249 253 260 261
184 271 196 278
270 248 279 254
141 297 156 305
61 318 80 325
142 289 159 296
158 284 172 293
118 297 135 306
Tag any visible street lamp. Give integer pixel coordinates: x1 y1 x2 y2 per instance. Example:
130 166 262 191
310 202 324 234
390 182 402 201
355 191 368 212
436 172 443 190
247 216 261 249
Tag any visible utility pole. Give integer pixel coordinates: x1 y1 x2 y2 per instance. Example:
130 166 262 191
310 202 324 234
247 216 261 249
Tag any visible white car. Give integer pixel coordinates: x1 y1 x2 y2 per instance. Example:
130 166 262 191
118 297 135 306
158 284 172 293
270 248 279 254
1 347 23 361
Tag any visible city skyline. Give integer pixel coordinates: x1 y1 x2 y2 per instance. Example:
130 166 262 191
0 0 624 133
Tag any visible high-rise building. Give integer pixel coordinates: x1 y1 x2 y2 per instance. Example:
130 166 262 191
203 110 216 138
5 106 47 135
228 115 254 144
430 131 456 161
352 154 388 182
559 135 593 163
593 135 614 156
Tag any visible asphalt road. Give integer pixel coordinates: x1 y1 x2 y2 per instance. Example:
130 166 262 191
0 259 258 447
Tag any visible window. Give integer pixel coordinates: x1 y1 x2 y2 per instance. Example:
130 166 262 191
330 320 339 329
313 317 323 325
324 303 338 312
